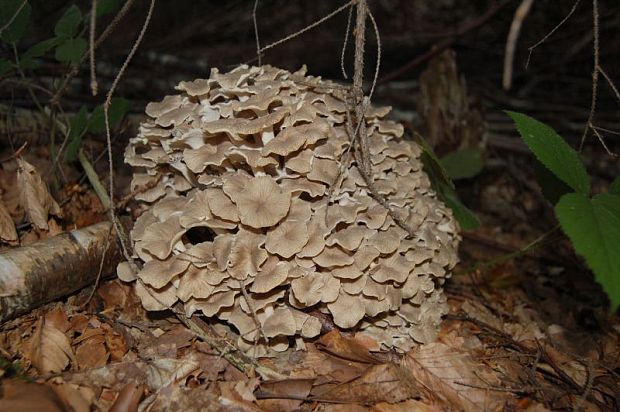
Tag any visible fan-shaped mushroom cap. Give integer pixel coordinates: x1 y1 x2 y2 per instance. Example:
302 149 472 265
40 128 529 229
265 221 309 258
263 308 297 338
232 176 291 229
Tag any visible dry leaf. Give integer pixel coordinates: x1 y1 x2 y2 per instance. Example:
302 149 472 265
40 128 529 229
109 383 144 412
75 335 109 369
317 330 383 364
256 378 314 412
30 317 76 374
0 197 17 243
49 379 95 412
0 380 65 412
16 158 62 230
315 363 420 404
403 342 512 411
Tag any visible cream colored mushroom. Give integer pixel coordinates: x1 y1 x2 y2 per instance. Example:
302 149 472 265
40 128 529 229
232 176 291 229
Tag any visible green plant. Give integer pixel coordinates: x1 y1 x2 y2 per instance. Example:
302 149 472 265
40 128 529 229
416 134 481 231
507 111 620 310
0 0 129 163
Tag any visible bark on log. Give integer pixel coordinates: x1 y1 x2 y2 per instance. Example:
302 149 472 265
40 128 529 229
0 221 121 323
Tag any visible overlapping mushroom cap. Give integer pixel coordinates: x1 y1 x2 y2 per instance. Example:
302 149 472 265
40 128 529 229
122 65 460 354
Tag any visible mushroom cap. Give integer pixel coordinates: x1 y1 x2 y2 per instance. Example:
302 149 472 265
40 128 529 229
232 176 291 229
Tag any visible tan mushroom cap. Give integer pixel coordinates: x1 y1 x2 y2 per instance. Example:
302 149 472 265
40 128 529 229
190 290 237 317
265 220 309 258
286 148 314 174
312 245 354 268
328 291 365 329
263 308 297 338
233 176 291 229
177 265 216 301
138 216 186 260
307 158 339 186
326 225 367 251
262 120 329 157
117 261 137 282
206 188 239 222
145 94 183 118
183 140 233 173
135 281 178 312
370 253 412 283
280 178 326 198
250 257 289 293
203 110 287 137
138 256 190 289
176 78 210 96
228 229 268 280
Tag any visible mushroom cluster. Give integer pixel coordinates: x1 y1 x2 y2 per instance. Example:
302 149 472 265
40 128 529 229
121 65 460 354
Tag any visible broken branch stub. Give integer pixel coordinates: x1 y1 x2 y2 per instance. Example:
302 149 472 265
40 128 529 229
122 65 461 354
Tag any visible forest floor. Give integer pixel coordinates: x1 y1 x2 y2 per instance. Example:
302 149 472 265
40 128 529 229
1 83 618 411
1 1 620 411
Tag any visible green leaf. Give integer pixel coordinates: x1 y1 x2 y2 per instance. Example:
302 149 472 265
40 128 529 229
533 160 574 205
23 37 61 60
88 98 131 133
438 183 481 230
20 37 62 68
440 147 484 180
96 0 121 17
555 192 620 310
54 4 81 38
65 106 89 162
610 177 620 196
0 59 13 75
506 111 590 194
55 37 87 64
414 132 453 189
0 0 31 42
416 133 480 230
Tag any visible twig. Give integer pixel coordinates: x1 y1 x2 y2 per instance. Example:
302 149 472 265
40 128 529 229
365 6 381 102
258 1 353 55
340 3 354 79
238 279 266 357
0 141 27 162
89 0 98 96
174 305 284 380
252 0 262 66
378 0 514 84
52 0 136 105
579 0 599 151
447 314 608 409
526 0 581 68
503 0 535 90
0 0 28 37
79 227 113 308
104 0 155 268
78 148 111 210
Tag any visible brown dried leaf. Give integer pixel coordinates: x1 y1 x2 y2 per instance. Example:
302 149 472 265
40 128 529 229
315 363 420 404
317 330 382 364
109 383 144 412
0 197 17 243
402 342 512 411
16 158 62 230
30 317 76 374
0 380 65 412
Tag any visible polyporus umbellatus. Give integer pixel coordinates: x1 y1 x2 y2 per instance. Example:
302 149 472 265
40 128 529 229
121 65 460 354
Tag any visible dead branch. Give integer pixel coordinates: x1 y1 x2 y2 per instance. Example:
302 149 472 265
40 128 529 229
0 221 122 323
378 0 514 84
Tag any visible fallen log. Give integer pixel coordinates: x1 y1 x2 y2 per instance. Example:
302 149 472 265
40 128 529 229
0 221 121 323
